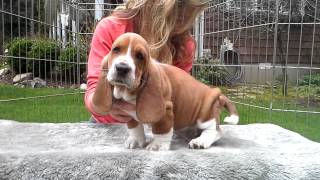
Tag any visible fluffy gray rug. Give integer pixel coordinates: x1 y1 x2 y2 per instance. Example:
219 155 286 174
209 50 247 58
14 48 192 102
0 120 319 180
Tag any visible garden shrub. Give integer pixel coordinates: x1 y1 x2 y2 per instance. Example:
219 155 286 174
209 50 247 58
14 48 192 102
28 39 60 78
58 46 87 81
300 74 320 86
192 57 227 85
5 38 33 74
5 38 60 78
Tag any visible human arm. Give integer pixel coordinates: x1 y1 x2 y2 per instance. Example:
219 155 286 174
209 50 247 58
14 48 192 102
84 17 134 123
173 35 196 73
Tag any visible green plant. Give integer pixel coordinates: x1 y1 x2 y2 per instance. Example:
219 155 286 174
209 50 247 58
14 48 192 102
27 39 60 78
5 38 60 78
193 57 227 85
300 74 320 86
58 46 87 81
5 38 33 74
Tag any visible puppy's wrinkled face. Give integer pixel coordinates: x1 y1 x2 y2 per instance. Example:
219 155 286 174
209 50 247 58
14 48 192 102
106 33 150 90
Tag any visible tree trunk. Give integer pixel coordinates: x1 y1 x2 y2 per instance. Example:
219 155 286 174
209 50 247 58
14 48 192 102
277 29 288 96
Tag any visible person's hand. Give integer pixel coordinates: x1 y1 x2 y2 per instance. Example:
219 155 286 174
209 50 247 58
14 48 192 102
109 100 136 123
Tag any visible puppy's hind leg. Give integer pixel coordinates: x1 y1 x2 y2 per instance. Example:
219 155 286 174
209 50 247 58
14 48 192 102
189 89 221 149
188 119 222 149
189 100 222 149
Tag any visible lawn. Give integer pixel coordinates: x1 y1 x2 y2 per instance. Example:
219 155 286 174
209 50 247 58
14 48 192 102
0 84 90 123
0 84 319 142
221 84 320 142
230 103 320 142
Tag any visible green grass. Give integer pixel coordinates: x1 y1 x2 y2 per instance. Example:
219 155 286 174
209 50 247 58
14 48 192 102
0 84 90 123
0 84 319 142
220 85 320 142
222 103 320 142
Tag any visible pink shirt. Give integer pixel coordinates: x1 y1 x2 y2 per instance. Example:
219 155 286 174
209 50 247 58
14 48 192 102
85 16 196 124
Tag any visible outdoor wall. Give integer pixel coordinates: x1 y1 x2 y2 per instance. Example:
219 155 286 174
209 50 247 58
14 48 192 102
202 21 320 84
204 26 320 65
241 63 320 85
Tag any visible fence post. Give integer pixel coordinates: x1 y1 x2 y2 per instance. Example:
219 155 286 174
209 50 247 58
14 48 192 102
95 0 103 21
194 14 199 61
199 11 204 59
194 11 204 60
76 2 81 122
270 0 280 121
193 11 204 76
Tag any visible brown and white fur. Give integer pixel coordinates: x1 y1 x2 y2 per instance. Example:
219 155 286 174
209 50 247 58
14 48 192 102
92 33 239 151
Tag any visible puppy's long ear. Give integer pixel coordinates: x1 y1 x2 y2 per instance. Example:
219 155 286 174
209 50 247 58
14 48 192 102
91 55 113 115
136 61 166 123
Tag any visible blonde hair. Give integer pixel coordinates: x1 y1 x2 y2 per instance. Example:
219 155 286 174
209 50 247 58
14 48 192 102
112 0 207 64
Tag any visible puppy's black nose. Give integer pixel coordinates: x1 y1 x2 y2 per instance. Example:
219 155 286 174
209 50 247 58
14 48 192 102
115 62 131 75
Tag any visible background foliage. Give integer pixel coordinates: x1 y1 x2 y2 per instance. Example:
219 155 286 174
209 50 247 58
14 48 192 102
5 38 87 80
193 57 227 85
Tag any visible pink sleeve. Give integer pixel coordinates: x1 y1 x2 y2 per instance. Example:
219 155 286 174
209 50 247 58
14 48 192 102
174 36 196 73
84 18 126 124
183 37 196 72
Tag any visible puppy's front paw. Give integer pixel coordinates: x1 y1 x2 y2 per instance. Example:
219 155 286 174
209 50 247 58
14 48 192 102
146 129 173 151
146 140 170 151
125 124 146 149
125 136 146 149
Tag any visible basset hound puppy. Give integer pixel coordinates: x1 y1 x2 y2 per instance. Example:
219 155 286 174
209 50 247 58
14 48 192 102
92 33 239 150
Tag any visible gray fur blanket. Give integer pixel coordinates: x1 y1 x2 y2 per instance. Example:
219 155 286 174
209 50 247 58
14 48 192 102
0 120 319 179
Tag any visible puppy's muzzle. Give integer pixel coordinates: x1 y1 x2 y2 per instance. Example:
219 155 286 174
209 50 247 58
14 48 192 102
115 62 131 76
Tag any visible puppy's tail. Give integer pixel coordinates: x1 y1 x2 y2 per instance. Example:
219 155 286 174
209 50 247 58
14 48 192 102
219 95 239 125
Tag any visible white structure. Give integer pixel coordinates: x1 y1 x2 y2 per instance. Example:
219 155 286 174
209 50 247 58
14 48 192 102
95 0 104 21
194 11 205 60
45 0 70 47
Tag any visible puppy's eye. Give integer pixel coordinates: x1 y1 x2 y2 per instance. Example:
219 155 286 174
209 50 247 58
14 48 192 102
112 46 120 53
135 52 144 60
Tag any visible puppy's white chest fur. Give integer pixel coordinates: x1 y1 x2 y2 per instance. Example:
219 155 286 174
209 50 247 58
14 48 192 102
113 86 140 121
113 86 136 101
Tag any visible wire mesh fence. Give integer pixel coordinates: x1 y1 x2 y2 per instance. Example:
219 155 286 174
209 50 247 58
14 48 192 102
192 0 320 141
1 0 90 122
0 0 319 141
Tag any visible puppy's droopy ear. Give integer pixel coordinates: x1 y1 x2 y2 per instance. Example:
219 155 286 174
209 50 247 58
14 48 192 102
91 55 113 115
136 62 166 123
